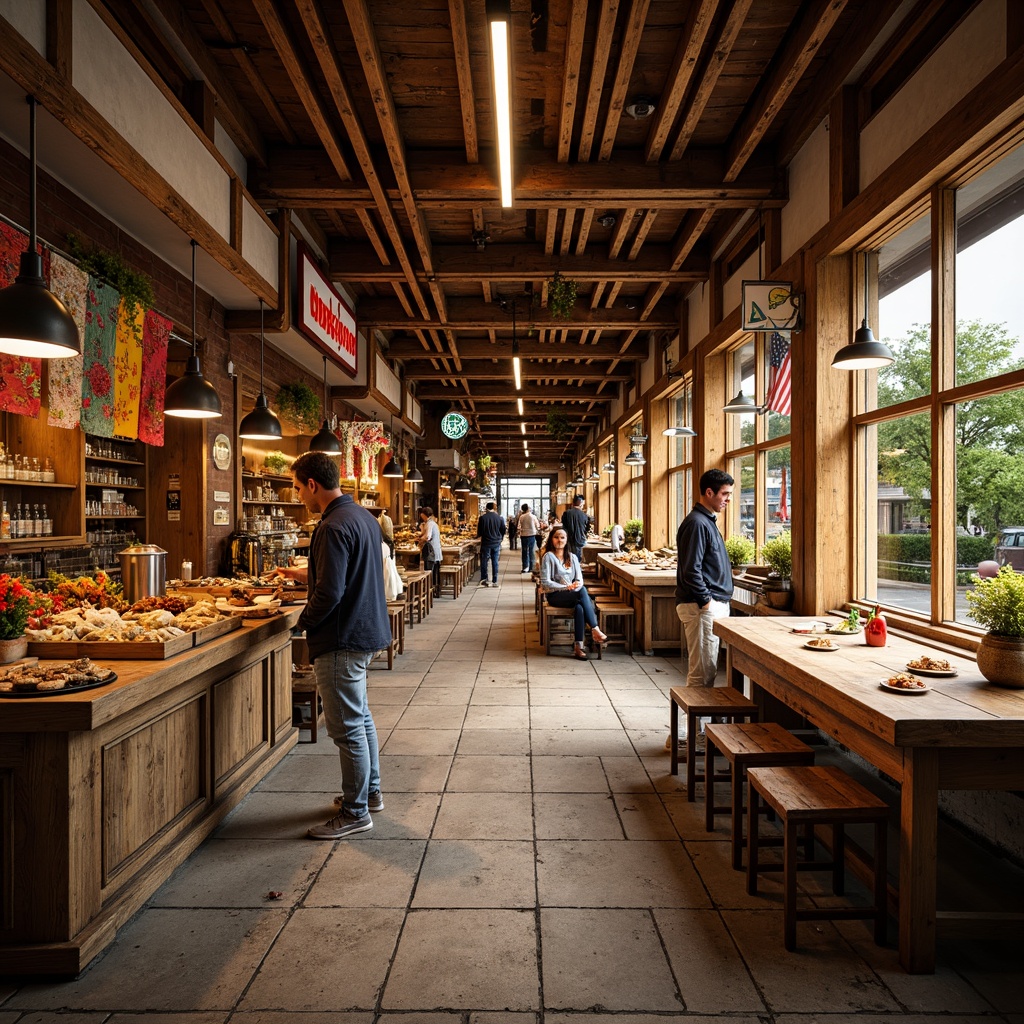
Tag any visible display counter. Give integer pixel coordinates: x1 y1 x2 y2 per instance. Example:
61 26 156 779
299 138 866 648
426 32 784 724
0 609 301 976
597 555 680 655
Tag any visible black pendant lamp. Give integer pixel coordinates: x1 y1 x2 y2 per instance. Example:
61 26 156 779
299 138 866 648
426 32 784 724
381 415 403 478
407 448 424 485
308 355 342 454
165 240 222 419
238 298 282 440
831 251 895 370
0 97 81 359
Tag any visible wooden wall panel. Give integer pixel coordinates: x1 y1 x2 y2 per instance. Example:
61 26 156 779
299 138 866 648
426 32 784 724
0 770 11 930
212 664 267 791
270 641 293 744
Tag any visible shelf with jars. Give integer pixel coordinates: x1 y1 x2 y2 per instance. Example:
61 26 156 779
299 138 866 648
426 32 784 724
84 434 147 542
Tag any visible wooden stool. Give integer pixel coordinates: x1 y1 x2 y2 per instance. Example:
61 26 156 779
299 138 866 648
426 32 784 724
597 603 635 655
387 600 405 658
669 686 758 800
704 722 815 868
542 604 577 655
291 673 322 743
438 564 462 598
746 765 889 951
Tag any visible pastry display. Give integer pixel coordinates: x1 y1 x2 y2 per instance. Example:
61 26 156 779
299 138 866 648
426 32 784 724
907 655 951 672
0 657 115 694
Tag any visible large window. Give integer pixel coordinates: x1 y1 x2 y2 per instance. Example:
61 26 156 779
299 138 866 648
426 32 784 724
667 383 694 541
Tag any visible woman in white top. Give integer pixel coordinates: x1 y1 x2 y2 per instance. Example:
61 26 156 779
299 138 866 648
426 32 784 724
418 506 442 597
540 527 607 659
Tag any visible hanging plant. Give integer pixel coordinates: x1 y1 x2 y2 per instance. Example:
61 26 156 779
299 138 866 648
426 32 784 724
546 407 572 441
475 454 492 474
67 234 155 338
547 271 579 320
275 382 321 433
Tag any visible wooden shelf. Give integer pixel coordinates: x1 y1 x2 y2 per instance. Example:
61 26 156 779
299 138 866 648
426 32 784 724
242 500 305 506
0 480 76 489
0 535 85 550
85 455 144 467
242 471 292 483
86 515 145 520
85 483 145 490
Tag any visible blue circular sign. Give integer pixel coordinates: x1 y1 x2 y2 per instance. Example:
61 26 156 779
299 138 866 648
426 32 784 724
441 412 469 439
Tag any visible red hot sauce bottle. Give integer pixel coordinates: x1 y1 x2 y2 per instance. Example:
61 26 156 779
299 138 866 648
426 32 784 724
865 605 887 647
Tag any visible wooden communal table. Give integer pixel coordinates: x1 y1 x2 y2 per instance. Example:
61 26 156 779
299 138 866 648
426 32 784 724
597 554 679 655
0 609 301 976
441 540 480 565
714 615 1024 973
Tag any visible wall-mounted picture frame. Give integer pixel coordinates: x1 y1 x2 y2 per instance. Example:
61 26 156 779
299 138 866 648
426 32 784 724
741 281 802 332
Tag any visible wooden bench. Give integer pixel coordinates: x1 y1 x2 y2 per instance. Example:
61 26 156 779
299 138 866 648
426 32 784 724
597 603 635 656
669 686 758 801
746 764 889 951
704 722 815 868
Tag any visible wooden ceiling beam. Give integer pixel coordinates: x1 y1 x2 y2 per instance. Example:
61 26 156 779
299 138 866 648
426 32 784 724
576 0 619 162
670 208 715 270
597 0 651 160
402 362 634 381
557 0 588 162
388 336 649 361
448 0 479 164
415 383 618 402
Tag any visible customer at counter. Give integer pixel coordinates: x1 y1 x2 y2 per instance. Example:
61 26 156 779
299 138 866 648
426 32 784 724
282 451 391 840
418 506 442 597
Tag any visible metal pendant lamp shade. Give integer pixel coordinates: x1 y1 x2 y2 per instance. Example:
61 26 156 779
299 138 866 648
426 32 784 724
238 299 282 440
407 458 424 484
663 425 697 437
165 241 221 419
454 476 472 493
381 416 403 477
309 355 342 454
832 251 895 370
0 97 80 360
723 388 756 413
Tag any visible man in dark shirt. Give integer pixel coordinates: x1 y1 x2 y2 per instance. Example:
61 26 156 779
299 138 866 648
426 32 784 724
560 495 590 561
476 501 506 586
675 468 735 688
288 451 393 840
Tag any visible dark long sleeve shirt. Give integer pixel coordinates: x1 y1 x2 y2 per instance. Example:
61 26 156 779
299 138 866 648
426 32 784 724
675 504 734 606
560 507 589 551
299 494 393 660
476 510 506 544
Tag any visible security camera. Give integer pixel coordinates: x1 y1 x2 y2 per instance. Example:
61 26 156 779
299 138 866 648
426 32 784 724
625 97 656 119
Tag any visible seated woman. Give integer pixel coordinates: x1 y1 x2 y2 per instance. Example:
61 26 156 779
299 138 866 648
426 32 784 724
540 527 607 660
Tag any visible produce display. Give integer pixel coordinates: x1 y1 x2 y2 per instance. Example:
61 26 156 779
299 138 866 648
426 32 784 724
44 570 127 613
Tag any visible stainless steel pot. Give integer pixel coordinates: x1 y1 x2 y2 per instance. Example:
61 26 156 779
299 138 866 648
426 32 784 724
228 531 263 577
117 543 167 605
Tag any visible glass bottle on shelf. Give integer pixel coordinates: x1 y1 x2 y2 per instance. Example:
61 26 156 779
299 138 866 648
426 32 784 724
41 504 51 536
12 504 22 538
42 457 55 483
0 444 6 479
1 501 9 539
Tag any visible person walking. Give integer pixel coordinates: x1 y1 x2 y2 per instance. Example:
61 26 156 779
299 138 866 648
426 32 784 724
560 495 589 560
675 468 735 689
377 507 395 557
507 510 519 549
476 500 506 586
539 527 607 659
286 451 392 840
517 503 540 574
418 506 442 597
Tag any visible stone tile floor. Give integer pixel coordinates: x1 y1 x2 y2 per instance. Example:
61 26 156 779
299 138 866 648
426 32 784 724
2 550 1022 1023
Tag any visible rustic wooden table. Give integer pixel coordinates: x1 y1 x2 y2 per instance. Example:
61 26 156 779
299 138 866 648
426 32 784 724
714 615 1024 973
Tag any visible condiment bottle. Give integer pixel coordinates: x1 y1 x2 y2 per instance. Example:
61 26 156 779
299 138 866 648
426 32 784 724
865 605 887 647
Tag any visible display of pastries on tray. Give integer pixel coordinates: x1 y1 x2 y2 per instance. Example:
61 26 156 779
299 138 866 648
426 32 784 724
0 657 115 693
26 600 229 641
805 636 837 649
906 655 952 672
882 671 927 690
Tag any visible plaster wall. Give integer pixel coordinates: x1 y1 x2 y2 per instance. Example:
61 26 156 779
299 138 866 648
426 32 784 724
686 283 709 353
241 198 277 287
0 0 44 50
782 119 829 265
723 251 758 316
215 120 247 182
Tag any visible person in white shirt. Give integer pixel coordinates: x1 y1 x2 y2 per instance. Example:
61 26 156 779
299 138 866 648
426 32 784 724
609 522 625 552
539 527 607 659
517 503 540 574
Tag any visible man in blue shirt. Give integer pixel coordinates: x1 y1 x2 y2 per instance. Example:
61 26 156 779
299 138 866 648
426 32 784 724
476 501 506 586
560 495 589 560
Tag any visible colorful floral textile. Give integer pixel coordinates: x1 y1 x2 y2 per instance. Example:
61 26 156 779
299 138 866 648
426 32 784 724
46 251 88 429
138 310 171 446
0 222 43 418
113 299 144 439
80 277 120 437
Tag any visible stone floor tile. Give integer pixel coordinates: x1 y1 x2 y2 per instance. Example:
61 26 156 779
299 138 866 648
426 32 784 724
603 688 671 706
722 908 901 1013
531 755 609 793
528 688 610 706
612 793 679 840
601 756 656 793
238 908 403 1011
536 841 712 908
256 753 346 792
534 792 623 840
8 909 287 1011
380 728 461 755
546 1016 761 1024
527 672 598 687
375 1016 462 1024
108 1015 228 1023
463 705 532 730
458 729 532 754
213 792 345 841
366 672 425 687
447 754 533 792
382 909 539 1010
396 704 468 730
365 705 405 730
412 840 536 908
930 938 1023 1015
378 753 453 792
228 1014 371 1023
472 686 529 705
409 686 474 705
363 686 417 705
772 1017 998 1024
654 908 767 1013
615 707 672 732
625 729 674 758
685 839 788 908
306 839 426 907
530 705 623 730
469 1014 539 1024
540 908 682 1011
433 792 534 840
363 792 442 839
530 729 634 757
150 839 327 908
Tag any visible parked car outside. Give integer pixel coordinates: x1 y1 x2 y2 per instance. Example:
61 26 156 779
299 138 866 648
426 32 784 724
995 527 1024 571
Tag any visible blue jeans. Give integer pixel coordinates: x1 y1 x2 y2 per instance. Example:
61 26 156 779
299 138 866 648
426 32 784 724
314 649 380 818
521 535 537 572
481 542 501 582
546 587 599 642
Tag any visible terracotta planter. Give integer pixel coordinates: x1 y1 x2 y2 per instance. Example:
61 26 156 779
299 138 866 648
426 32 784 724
759 577 793 610
0 635 28 665
976 632 1024 689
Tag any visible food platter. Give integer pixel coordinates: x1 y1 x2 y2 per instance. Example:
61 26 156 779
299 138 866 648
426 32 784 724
879 678 930 694
803 639 838 651
790 622 828 634
826 623 862 635
905 664 958 678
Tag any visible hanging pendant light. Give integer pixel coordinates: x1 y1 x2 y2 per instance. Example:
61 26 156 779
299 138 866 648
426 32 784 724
0 97 81 359
381 414 403 477
831 250 895 370
663 424 697 437
453 475 472 493
165 240 222 419
723 388 758 414
588 467 600 481
407 443 424 484
238 298 282 440
309 355 342 454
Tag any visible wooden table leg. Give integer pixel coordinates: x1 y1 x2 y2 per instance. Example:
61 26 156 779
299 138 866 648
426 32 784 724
727 646 744 691
900 747 938 973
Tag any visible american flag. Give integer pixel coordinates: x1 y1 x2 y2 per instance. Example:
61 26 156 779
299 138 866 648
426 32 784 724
765 331 791 416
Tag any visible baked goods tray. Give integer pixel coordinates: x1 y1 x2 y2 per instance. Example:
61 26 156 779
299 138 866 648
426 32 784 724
27 615 242 660
0 672 118 698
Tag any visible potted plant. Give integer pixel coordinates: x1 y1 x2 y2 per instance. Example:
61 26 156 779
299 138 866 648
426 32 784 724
263 450 290 476
547 271 579 320
623 518 644 549
758 531 793 609
0 574 33 663
965 565 1024 688
546 408 572 441
725 535 756 575
275 382 321 433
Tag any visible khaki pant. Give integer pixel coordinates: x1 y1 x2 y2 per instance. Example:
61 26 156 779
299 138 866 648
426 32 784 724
676 599 730 687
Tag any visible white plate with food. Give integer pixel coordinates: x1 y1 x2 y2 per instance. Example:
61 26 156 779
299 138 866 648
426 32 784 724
905 657 958 677
790 622 828 634
879 673 930 694
803 638 838 651
826 622 863 635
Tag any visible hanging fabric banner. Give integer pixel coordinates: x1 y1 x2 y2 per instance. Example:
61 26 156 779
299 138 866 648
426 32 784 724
0 222 43 418
112 299 144 438
138 309 171 446
46 251 88 429
80 277 121 437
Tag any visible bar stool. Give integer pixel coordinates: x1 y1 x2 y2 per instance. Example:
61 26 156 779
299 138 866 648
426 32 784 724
438 563 462 598
669 686 758 800
746 764 889 951
291 672 322 743
596 603 634 655
387 600 406 656
704 721 815 868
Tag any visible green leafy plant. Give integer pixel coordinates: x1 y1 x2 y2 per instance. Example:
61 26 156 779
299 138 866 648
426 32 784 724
546 408 572 440
623 518 644 541
724 535 756 569
759 531 792 578
263 450 290 475
474 455 492 473
601 524 613 537
547 271 579 320
966 565 1024 638
275 382 321 433
0 574 33 639
67 235 155 339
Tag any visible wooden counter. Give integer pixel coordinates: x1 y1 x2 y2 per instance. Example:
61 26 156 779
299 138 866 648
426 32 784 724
598 555 680 655
0 609 301 976
394 539 479 571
